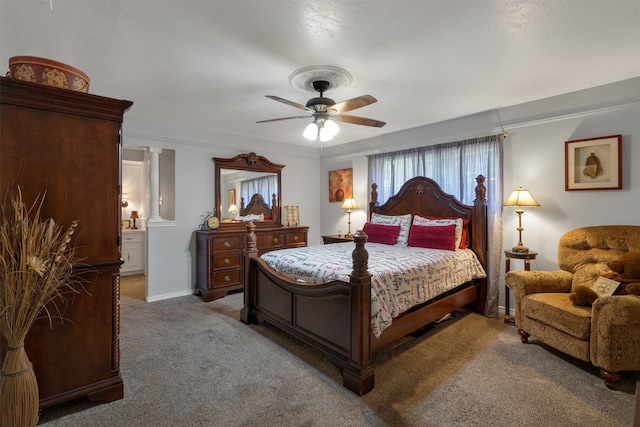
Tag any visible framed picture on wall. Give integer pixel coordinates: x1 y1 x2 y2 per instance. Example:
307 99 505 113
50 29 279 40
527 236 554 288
328 168 353 202
228 189 236 206
565 134 622 191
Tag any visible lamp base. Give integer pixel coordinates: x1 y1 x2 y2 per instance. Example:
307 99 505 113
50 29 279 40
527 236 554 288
345 232 354 238
511 244 529 253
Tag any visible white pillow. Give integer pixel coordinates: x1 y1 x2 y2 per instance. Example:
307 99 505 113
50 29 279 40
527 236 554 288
240 213 264 222
371 213 412 246
412 215 463 250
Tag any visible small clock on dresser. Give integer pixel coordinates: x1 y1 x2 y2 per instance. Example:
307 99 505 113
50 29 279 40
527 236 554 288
200 213 220 230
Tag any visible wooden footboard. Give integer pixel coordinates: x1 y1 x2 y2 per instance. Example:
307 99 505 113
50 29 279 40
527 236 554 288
241 225 375 394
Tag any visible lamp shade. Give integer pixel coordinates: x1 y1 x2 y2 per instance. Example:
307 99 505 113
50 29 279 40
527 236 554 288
504 188 541 207
318 126 333 142
130 210 139 219
303 122 317 140
324 119 339 137
341 197 358 210
228 204 238 214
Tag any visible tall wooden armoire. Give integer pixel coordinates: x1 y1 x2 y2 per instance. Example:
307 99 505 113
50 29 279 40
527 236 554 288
0 76 132 409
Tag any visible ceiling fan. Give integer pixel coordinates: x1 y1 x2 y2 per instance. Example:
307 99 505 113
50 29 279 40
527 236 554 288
256 80 386 142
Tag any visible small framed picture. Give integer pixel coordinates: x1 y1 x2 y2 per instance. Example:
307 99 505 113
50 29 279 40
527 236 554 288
228 189 236 206
565 134 621 191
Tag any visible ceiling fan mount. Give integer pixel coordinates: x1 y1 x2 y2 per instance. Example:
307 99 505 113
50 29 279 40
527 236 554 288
305 81 336 112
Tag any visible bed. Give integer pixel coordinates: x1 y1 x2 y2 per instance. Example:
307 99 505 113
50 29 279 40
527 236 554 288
240 175 489 395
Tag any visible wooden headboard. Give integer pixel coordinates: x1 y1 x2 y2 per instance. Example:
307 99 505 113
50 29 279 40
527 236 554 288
369 175 489 288
241 193 275 219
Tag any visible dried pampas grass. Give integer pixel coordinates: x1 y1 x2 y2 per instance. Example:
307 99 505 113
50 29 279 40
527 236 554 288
0 187 82 427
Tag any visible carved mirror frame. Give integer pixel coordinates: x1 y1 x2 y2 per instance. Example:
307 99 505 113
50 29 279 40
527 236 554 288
213 152 284 227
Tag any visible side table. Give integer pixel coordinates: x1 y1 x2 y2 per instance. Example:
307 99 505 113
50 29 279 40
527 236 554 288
322 234 354 244
504 249 538 325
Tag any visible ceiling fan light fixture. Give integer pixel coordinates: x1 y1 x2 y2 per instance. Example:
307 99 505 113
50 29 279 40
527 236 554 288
303 122 318 140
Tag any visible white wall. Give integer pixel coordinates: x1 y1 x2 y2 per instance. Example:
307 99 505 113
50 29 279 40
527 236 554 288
319 77 640 314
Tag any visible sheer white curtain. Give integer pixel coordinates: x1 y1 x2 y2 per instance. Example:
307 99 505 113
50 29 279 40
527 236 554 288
240 175 278 208
368 135 504 317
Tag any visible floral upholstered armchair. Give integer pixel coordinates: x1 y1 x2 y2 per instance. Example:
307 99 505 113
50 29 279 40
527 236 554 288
505 225 640 390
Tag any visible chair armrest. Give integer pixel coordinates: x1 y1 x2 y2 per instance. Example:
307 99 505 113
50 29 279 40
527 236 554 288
505 270 574 328
505 270 574 296
591 295 640 372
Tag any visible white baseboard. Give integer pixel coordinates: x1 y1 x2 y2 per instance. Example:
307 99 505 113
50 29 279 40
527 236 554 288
146 289 194 303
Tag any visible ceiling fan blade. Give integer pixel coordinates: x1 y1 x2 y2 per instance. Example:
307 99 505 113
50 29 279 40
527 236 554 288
256 115 311 123
329 95 377 113
265 95 313 112
333 114 386 128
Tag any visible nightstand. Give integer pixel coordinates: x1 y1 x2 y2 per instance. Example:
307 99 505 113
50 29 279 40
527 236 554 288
504 249 538 325
322 234 354 244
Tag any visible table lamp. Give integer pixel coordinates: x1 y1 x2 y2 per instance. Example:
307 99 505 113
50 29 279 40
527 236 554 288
130 210 139 230
504 187 540 253
341 197 358 238
228 204 238 219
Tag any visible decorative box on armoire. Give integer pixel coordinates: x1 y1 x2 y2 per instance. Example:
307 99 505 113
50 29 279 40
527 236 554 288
0 76 132 409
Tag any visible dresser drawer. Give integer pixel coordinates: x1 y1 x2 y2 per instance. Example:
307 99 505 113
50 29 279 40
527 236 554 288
286 231 306 246
212 252 242 269
212 269 242 287
122 231 144 244
211 236 242 252
257 232 285 250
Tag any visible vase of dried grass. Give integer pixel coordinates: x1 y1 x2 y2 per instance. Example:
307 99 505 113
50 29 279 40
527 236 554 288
0 343 39 427
0 187 81 427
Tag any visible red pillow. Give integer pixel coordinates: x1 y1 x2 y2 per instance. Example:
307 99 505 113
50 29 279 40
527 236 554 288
362 223 402 245
407 224 457 251
424 216 470 249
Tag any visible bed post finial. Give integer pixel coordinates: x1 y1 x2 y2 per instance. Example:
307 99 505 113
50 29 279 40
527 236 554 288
369 183 378 222
351 230 369 277
474 175 486 204
246 221 257 251
370 183 378 206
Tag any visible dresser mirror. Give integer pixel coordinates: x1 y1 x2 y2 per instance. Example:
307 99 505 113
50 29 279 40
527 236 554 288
214 152 283 226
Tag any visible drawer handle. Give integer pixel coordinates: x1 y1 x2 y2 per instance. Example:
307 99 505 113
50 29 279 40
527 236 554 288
224 275 231 282
273 238 279 244
124 237 134 241
293 236 299 241
224 258 230 265
224 241 231 248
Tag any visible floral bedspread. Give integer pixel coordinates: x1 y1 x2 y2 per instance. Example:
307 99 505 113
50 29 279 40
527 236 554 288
260 242 487 338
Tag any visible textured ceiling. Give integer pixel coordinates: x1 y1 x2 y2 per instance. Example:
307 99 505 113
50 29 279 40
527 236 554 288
1 0 639 147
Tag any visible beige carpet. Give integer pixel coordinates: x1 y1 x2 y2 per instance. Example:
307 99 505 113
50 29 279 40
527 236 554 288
120 274 146 301
38 292 637 426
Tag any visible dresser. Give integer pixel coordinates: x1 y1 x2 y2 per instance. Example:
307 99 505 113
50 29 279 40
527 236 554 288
195 225 308 301
0 77 132 408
